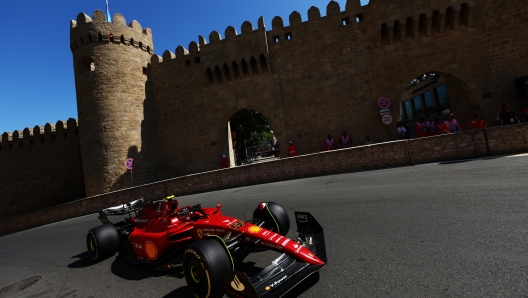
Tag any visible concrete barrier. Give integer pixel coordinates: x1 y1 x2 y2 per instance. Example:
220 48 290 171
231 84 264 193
1 123 526 236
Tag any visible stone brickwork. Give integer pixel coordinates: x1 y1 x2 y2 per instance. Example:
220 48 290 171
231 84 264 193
2 123 527 236
2 0 528 202
70 11 160 197
143 0 528 188
0 119 85 220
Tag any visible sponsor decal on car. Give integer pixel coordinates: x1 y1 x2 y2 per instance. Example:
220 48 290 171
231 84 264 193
261 241 283 250
131 242 143 249
275 236 283 243
295 245 302 253
145 241 158 260
231 274 245 291
185 248 201 260
248 225 261 233
203 228 225 233
269 234 277 241
134 218 149 223
262 230 271 236
282 239 290 246
296 214 308 223
197 229 203 239
230 220 246 230
266 275 288 290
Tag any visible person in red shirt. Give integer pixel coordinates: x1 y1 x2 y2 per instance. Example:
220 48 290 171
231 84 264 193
339 131 352 148
324 135 336 151
287 141 298 157
220 154 229 168
441 113 462 133
414 117 428 138
467 113 486 129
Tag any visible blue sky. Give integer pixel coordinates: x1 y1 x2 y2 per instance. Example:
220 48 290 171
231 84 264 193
0 0 368 134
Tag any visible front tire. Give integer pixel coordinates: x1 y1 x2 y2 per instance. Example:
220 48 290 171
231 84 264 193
253 202 290 236
86 224 120 261
183 239 232 298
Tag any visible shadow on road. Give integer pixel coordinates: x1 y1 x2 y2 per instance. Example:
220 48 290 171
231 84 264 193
68 252 95 268
109 257 177 281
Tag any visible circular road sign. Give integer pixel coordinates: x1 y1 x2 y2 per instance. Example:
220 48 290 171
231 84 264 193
381 114 394 126
125 158 135 170
378 97 391 109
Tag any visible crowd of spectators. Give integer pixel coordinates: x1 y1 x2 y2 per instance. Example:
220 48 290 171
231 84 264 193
401 103 527 139
220 103 528 167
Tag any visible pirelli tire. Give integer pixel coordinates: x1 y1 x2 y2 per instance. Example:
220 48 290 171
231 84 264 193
253 202 290 236
183 239 232 298
86 224 120 261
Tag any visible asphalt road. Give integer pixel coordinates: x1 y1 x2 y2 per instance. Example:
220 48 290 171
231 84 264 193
1 154 528 298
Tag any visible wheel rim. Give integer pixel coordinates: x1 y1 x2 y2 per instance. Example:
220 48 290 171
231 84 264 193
185 258 208 295
190 266 200 283
87 234 97 257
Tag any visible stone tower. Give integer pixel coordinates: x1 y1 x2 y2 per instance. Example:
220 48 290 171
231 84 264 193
70 10 153 197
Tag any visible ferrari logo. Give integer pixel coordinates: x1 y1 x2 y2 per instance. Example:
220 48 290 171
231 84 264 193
197 229 203 239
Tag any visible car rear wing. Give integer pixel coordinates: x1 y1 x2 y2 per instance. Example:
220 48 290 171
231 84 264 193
98 198 146 224
223 212 327 297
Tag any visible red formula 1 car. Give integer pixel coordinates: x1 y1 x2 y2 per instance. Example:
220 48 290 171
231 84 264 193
86 195 327 298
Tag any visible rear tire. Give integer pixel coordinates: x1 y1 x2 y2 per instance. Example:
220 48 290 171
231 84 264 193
183 239 232 298
86 224 120 261
253 202 290 236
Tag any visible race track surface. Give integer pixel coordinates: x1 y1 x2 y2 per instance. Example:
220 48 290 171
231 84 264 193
1 154 528 297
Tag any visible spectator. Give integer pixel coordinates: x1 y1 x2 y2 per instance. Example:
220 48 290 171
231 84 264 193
287 141 298 157
414 117 428 138
397 122 408 139
441 113 462 133
467 113 486 129
425 115 440 136
220 154 229 169
324 135 336 151
364 136 374 144
496 104 520 126
339 131 352 148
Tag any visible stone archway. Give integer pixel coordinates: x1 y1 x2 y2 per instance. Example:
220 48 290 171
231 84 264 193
396 70 482 136
216 106 284 167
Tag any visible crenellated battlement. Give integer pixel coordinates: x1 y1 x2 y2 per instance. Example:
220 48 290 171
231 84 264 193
147 0 483 87
0 119 79 153
376 0 475 47
70 10 153 54
148 1 368 78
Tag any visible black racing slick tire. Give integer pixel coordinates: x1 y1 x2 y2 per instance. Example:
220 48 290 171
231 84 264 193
253 202 290 236
183 239 232 298
86 224 120 261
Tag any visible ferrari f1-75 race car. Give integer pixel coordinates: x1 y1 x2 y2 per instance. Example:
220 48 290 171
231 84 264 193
86 195 327 297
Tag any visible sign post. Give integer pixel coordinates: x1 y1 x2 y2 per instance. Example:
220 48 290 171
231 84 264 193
125 158 135 186
381 114 394 125
378 97 393 140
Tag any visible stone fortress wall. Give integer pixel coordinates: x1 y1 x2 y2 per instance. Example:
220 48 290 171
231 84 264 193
0 119 85 220
147 0 528 182
1 0 527 214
